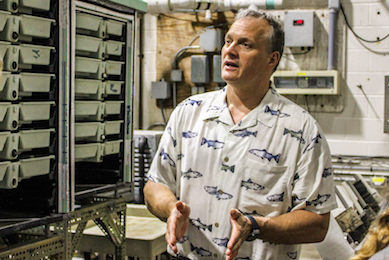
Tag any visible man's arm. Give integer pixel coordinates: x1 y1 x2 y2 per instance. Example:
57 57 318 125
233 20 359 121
226 209 330 260
144 180 190 254
144 180 177 221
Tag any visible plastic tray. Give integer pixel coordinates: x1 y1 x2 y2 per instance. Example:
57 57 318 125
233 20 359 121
19 72 54 97
105 100 123 115
0 71 18 100
0 161 17 189
18 128 54 151
104 120 123 136
75 79 105 100
106 19 124 37
0 41 18 71
75 56 106 79
19 14 55 42
75 122 105 142
75 101 105 121
106 40 124 57
75 143 104 162
19 44 54 69
19 101 55 123
105 60 124 75
0 103 18 130
104 139 123 156
0 131 18 160
76 35 105 59
76 12 106 39
18 155 54 178
104 81 123 96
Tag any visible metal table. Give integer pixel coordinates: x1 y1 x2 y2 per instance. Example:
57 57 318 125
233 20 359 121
77 204 167 260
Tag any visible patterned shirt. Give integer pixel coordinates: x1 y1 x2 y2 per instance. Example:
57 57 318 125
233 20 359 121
146 84 337 260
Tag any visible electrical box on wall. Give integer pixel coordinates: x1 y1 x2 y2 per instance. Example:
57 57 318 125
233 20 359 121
284 10 315 47
191 55 209 84
271 70 339 95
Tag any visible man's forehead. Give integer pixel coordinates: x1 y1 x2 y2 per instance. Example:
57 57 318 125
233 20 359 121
226 18 270 38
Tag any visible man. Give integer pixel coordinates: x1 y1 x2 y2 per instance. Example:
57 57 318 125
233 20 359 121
144 8 337 260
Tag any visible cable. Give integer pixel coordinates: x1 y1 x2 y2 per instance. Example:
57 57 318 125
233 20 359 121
340 4 389 43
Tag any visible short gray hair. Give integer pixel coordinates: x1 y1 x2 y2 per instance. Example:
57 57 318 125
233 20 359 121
235 8 284 71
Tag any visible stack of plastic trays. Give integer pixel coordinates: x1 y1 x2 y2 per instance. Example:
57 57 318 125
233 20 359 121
74 11 124 170
0 0 56 190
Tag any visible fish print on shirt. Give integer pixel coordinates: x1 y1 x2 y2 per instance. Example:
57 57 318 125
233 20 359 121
190 218 212 232
160 148 176 167
204 185 233 200
283 128 306 144
269 85 279 96
249 149 281 163
239 209 263 217
206 103 227 112
303 134 322 153
231 128 258 138
201 137 225 149
221 162 235 173
287 251 298 259
182 130 198 139
241 179 265 191
322 167 332 178
177 153 184 160
167 127 177 147
181 168 202 179
306 194 331 206
178 236 189 244
264 106 290 118
267 192 285 202
212 237 229 247
179 98 202 106
190 243 212 257
205 118 227 125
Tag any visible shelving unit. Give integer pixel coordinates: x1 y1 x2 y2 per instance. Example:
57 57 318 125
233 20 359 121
0 0 146 258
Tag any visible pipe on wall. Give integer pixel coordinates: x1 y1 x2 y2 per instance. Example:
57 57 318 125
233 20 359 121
146 0 283 14
328 0 339 70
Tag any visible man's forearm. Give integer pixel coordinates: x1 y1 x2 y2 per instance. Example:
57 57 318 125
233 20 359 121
143 180 178 221
255 210 330 244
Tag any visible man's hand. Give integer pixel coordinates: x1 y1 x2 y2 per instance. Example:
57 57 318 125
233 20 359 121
166 201 191 254
226 208 253 260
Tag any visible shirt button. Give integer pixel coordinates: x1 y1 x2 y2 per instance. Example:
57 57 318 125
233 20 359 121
213 253 218 258
224 157 229 162
215 222 219 227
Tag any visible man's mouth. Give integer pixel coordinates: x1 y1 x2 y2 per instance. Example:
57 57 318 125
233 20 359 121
225 61 238 68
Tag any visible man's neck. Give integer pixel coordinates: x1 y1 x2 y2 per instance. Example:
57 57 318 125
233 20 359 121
226 82 269 124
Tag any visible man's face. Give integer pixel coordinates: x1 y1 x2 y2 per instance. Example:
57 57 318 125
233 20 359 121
221 17 274 86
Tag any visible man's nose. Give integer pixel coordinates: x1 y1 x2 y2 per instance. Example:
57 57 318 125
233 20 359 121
223 43 238 57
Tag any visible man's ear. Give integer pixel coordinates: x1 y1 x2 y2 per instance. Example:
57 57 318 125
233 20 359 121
268 51 281 70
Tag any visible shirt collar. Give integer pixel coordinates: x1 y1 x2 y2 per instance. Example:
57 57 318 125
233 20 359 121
201 83 281 129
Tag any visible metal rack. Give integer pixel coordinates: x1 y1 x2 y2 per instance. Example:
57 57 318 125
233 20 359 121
0 0 147 258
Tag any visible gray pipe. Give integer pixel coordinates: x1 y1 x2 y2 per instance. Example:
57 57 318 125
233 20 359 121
328 0 339 70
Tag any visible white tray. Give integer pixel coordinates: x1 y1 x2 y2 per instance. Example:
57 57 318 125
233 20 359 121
75 79 105 100
75 101 105 121
104 81 123 96
18 128 54 151
75 122 105 142
76 35 105 59
18 155 54 178
76 12 105 39
75 56 106 79
75 143 104 162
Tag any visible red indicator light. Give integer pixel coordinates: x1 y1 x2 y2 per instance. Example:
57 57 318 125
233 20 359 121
293 19 304 26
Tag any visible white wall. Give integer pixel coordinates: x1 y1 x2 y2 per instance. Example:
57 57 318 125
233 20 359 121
141 0 389 156
316 0 389 156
